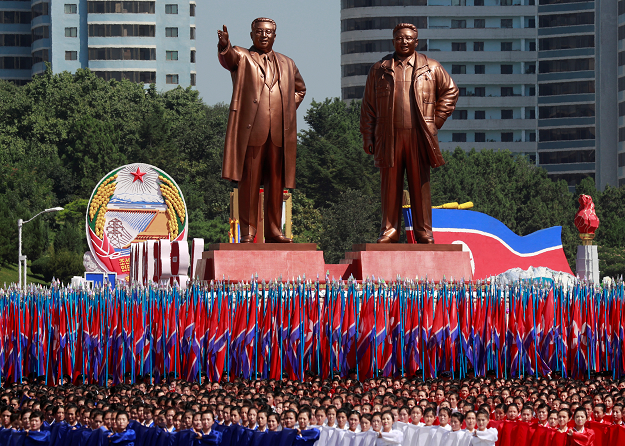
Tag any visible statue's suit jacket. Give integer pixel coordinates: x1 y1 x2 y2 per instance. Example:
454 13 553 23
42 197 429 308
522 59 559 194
218 43 306 189
360 52 458 169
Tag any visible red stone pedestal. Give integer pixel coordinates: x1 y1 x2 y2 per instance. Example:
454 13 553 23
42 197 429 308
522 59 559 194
196 244 326 282
340 244 473 281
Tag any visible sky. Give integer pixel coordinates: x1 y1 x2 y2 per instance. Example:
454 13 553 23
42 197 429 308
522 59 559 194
196 1 342 132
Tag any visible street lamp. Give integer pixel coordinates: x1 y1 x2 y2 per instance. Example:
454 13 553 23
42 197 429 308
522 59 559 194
18 207 64 290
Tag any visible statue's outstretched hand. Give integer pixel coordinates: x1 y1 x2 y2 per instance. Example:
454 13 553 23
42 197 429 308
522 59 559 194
363 139 374 155
218 25 229 49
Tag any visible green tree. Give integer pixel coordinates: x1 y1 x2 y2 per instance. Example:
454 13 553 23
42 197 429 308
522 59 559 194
297 99 379 210
319 189 380 264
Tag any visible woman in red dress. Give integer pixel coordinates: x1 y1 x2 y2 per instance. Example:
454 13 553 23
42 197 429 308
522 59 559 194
567 408 595 446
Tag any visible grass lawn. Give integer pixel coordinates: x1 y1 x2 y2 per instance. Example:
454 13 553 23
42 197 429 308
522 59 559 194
0 263 48 288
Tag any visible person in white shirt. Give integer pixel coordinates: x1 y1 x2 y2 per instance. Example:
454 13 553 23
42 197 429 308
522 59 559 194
410 406 424 427
336 409 349 431
470 411 498 446
464 411 477 434
348 411 362 433
438 408 452 431
376 411 403 445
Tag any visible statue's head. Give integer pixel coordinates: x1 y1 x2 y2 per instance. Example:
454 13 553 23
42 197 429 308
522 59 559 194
251 17 276 54
392 23 419 58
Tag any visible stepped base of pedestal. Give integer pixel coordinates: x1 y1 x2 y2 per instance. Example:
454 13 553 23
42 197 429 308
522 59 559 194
341 244 473 281
196 244 326 281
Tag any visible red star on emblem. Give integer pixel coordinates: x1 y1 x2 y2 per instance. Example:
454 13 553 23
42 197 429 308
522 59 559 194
131 167 146 183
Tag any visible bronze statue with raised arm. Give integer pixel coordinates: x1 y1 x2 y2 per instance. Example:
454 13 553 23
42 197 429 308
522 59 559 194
218 18 306 243
360 23 458 244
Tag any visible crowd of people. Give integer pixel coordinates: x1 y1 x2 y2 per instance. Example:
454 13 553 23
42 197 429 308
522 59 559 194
0 373 624 446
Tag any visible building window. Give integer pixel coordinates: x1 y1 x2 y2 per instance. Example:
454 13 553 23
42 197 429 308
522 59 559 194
166 51 178 60
501 109 513 119
451 19 466 29
165 4 178 14
528 41 536 51
0 11 32 24
539 127 595 141
458 87 466 96
342 0 427 7
65 27 78 38
474 19 485 28
475 110 485 119
31 3 49 19
166 74 179 84
525 108 536 119
190 50 196 63
88 47 156 60
501 64 513 74
452 110 468 120
166 27 178 37
501 87 514 96
87 1 156 14
527 86 536 96
527 132 536 142
89 24 156 37
64 4 77 14
539 12 594 28
341 16 427 32
619 152 625 167
32 49 49 64
474 0 484 5
473 42 484 51
527 18 535 28
475 87 485 97
191 72 196 86
501 19 513 28
475 64 485 74
342 39 426 54
475 132 486 142
94 71 156 83
65 51 77 60
0 56 33 70
452 42 467 51
190 26 196 39
539 58 594 74
501 132 514 142
31 26 49 42
452 65 466 74
526 64 536 74
539 150 595 164
501 42 512 51
342 86 365 100
540 104 595 119
539 35 594 51
451 0 466 5
452 133 467 142
0 34 32 47
190 4 195 16
539 81 595 96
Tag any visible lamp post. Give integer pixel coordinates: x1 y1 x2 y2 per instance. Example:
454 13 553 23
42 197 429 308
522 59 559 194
18 207 64 290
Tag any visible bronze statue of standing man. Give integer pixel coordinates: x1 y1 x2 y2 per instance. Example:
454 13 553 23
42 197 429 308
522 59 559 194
360 23 458 244
218 18 306 243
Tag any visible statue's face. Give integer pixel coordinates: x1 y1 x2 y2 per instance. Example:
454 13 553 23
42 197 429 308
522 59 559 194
251 21 276 53
393 28 418 58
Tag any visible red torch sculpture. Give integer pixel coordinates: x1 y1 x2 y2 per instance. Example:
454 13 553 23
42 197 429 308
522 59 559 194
574 194 599 245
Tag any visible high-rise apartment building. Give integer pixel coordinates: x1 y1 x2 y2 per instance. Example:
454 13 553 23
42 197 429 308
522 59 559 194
341 0 619 189
0 0 196 91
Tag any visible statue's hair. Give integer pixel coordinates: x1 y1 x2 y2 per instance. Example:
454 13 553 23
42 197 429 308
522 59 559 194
251 18 277 31
393 23 418 37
